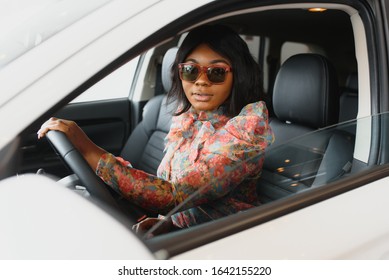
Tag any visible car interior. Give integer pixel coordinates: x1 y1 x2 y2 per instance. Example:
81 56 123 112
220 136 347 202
9 2 375 256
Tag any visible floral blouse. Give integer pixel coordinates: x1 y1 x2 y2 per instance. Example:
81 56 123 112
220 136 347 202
96 101 274 228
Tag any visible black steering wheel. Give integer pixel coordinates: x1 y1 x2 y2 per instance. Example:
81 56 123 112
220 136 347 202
46 130 121 209
46 130 150 224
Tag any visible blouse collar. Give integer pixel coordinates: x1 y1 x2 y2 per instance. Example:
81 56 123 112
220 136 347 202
187 106 229 125
166 106 230 142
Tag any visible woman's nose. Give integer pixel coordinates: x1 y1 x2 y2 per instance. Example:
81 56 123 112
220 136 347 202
195 71 210 86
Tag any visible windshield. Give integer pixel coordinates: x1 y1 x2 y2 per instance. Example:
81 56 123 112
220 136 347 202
145 115 373 237
0 0 111 68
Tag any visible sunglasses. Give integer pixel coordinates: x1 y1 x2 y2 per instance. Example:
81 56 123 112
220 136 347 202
178 63 232 84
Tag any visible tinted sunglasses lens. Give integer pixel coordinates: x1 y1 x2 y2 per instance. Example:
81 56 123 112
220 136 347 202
207 67 227 83
180 64 199 82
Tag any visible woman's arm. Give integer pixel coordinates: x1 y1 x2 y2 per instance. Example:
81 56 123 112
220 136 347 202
96 153 177 213
38 118 178 213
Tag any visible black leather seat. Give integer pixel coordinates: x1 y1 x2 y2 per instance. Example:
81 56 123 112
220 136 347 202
120 47 178 175
108 48 178 218
339 72 358 123
258 54 355 202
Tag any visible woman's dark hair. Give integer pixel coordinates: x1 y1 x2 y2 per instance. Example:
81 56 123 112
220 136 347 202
167 24 264 117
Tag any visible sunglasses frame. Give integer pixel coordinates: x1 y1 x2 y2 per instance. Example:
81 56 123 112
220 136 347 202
178 63 232 84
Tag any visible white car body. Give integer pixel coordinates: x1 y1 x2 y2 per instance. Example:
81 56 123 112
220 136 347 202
1 0 389 260
176 177 389 259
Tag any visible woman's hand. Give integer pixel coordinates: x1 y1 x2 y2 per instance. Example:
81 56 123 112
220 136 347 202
38 117 84 143
132 216 174 238
37 117 106 169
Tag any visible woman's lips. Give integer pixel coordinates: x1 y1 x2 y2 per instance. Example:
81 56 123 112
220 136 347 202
192 92 213 102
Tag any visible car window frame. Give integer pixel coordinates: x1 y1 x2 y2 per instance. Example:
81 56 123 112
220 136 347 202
10 0 381 258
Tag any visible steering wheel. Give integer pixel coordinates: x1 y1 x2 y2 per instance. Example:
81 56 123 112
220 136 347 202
46 130 149 224
46 130 120 206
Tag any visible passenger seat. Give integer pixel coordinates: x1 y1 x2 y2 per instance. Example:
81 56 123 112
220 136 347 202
258 54 355 202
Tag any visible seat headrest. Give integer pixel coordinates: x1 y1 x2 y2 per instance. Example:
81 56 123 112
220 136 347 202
273 54 339 128
162 47 178 93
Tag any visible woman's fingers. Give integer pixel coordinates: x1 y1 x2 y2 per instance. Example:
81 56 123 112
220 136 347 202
37 118 74 139
37 117 106 169
37 118 57 139
132 218 159 233
132 217 173 239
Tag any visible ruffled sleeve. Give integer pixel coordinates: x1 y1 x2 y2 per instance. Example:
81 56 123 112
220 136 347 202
96 153 176 213
224 101 274 149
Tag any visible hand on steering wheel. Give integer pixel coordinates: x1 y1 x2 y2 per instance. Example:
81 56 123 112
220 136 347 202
39 118 150 226
45 130 119 209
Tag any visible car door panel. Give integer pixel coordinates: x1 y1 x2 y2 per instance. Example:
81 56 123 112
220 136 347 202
20 98 133 178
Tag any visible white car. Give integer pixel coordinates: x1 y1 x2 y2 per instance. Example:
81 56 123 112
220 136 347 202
1 0 389 260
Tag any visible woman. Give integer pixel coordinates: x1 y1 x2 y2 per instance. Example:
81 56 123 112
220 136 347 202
38 25 274 233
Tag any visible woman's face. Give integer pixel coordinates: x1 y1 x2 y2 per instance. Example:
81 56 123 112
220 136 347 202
181 43 233 112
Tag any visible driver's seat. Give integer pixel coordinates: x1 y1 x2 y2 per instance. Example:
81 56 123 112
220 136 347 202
119 47 178 175
103 47 178 219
